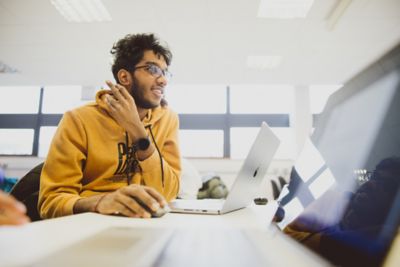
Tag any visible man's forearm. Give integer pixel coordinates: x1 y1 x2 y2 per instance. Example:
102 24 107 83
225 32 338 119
73 194 104 214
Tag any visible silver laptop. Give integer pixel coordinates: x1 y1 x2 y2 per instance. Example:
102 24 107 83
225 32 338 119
170 121 281 215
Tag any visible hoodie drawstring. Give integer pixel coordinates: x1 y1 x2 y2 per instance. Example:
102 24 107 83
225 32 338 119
146 125 165 188
125 132 139 185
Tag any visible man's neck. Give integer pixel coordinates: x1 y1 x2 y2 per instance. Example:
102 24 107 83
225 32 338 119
137 107 149 121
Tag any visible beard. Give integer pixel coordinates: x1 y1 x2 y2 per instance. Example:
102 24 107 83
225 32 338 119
129 77 160 109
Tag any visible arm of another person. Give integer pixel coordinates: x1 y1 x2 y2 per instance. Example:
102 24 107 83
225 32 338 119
0 191 30 225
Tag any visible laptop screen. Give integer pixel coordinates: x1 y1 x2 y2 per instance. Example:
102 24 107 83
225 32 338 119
280 43 400 267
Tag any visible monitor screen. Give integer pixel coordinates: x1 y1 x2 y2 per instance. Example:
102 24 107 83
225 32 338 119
280 43 400 267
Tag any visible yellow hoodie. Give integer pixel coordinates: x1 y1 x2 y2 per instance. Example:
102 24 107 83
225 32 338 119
38 90 181 219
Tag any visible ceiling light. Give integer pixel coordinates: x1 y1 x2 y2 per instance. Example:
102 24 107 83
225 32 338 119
50 0 112 22
257 0 315 19
326 0 353 31
246 55 282 69
0 61 18 73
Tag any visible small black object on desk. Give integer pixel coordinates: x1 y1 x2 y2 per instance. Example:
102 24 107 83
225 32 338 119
253 197 268 205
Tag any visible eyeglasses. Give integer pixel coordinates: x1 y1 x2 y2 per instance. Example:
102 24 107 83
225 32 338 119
134 64 172 80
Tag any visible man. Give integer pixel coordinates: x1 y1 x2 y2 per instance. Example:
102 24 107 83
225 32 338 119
0 191 30 225
38 33 181 219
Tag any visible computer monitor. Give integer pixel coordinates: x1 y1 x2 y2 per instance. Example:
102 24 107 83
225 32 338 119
280 43 400 267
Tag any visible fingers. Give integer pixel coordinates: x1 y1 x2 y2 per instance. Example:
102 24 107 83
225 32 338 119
0 192 30 225
117 83 132 100
0 191 27 214
105 80 130 102
116 194 151 218
97 186 167 219
122 185 161 213
143 186 168 208
0 210 30 225
0 191 17 205
105 80 122 100
97 188 153 218
104 94 118 111
104 81 136 116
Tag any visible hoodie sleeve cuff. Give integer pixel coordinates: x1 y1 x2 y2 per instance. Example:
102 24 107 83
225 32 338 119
63 195 83 216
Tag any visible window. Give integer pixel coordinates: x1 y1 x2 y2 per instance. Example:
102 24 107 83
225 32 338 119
42 86 90 113
38 127 58 158
309 168 336 199
0 84 295 158
230 127 259 159
270 127 296 160
294 138 325 182
167 84 226 114
230 85 294 114
0 86 40 114
230 127 296 160
179 130 224 157
0 129 34 155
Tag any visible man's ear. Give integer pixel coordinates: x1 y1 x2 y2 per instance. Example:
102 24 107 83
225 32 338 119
117 69 132 86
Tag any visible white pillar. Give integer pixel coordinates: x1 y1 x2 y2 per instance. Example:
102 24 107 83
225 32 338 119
290 85 312 157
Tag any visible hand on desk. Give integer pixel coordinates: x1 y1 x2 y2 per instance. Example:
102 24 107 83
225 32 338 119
0 191 30 225
94 184 168 218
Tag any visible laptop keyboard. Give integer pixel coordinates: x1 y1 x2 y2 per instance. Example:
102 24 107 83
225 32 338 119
154 228 266 267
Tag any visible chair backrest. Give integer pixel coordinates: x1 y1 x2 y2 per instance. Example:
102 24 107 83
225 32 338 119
10 163 44 222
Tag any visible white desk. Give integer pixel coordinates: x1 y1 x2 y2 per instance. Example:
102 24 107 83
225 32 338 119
0 203 329 267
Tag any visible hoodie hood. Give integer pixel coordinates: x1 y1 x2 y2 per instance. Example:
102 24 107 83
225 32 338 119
95 89 166 127
96 89 111 111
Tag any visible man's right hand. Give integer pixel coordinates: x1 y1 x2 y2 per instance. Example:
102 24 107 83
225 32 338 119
74 184 167 218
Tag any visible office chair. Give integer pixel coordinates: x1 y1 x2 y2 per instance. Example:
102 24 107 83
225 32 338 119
10 162 44 222
271 180 280 200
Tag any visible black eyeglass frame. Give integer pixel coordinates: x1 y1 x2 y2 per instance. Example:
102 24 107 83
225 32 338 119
133 64 172 80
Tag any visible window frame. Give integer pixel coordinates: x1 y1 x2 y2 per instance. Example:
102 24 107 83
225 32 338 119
0 86 290 157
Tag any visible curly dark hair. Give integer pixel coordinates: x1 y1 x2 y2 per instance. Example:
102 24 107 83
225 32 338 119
110 33 172 83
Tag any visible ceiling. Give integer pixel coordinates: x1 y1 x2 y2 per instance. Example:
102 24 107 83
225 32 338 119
0 0 399 87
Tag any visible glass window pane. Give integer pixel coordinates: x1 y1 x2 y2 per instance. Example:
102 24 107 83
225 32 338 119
39 126 58 158
294 138 325 183
230 85 294 114
309 85 342 114
42 86 90 114
0 129 34 155
0 86 40 114
230 127 259 159
270 127 296 160
179 130 223 157
166 85 226 114
230 127 296 160
309 168 336 199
